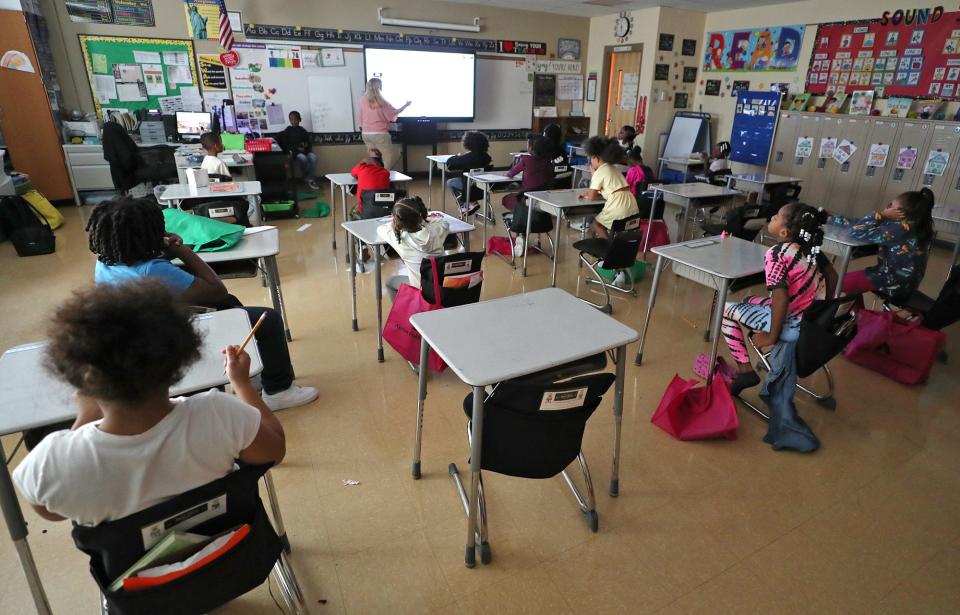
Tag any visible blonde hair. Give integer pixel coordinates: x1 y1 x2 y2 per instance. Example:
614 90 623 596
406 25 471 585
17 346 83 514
364 78 388 108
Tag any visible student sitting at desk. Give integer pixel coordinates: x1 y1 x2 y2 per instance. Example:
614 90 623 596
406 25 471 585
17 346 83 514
502 136 556 257
445 131 492 216
617 125 637 150
11 280 286 525
625 146 647 195
199 132 231 180
376 196 449 302
578 137 640 238
277 110 319 190
350 148 392 219
702 140 731 176
86 197 318 411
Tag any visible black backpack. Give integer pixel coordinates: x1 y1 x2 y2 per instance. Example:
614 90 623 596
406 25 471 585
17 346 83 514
0 196 55 256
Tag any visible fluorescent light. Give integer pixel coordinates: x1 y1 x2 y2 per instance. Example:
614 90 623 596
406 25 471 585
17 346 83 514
378 7 481 33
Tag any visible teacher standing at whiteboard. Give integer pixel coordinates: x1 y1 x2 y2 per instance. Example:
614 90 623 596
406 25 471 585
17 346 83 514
358 78 410 170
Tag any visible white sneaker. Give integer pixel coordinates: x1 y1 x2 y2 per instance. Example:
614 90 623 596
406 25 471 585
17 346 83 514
513 235 525 257
355 260 367 274
262 384 319 411
612 271 628 289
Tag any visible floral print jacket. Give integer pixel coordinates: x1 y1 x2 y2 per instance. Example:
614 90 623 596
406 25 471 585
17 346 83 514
832 212 929 297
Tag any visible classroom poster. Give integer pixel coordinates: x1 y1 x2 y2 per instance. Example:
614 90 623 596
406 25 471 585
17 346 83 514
267 46 302 68
705 79 721 95
795 136 814 158
868 143 890 167
199 54 227 90
141 64 166 95
68 0 154 26
886 96 912 117
833 139 857 164
789 93 811 111
923 149 950 176
819 137 838 159
703 24 804 71
849 89 875 115
184 0 220 40
896 146 918 169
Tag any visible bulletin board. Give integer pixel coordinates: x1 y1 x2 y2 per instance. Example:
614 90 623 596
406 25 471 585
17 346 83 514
729 90 782 167
806 10 960 99
78 35 200 119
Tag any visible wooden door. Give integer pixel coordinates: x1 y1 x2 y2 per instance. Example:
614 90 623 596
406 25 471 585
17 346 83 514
0 9 72 201
603 50 642 137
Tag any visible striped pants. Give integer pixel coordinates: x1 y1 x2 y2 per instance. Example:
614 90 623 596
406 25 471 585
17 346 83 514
721 295 773 365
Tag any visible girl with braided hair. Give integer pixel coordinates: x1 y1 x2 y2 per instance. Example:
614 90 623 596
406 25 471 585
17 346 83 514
721 203 838 395
376 196 450 301
87 197 318 411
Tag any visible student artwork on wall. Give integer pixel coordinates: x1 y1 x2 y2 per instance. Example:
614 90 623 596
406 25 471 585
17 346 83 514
789 93 811 111
731 80 750 93
655 63 670 81
897 146 918 169
674 92 688 109
558 38 581 60
683 67 698 83
849 89 875 114
704 79 721 95
659 33 675 52
806 9 960 99
682 39 697 57
703 25 804 71
796 136 814 158
924 149 950 176
867 143 890 167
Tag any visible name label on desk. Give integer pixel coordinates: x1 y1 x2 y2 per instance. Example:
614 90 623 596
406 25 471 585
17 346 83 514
540 387 587 411
207 206 235 219
374 192 394 202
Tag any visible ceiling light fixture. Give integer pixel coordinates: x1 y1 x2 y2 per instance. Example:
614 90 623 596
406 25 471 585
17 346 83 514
378 7 481 33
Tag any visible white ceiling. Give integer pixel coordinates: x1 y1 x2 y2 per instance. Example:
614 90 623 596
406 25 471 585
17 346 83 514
434 0 789 18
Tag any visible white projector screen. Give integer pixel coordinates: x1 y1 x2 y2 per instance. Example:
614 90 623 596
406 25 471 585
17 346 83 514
363 47 476 121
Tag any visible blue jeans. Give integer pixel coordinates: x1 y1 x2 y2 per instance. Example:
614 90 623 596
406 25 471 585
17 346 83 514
293 152 318 181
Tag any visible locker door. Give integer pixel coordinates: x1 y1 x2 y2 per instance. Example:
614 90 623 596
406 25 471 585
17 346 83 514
823 117 872 216
769 112 798 176
790 113 824 187
849 119 902 217
917 123 960 204
804 116 843 208
941 142 960 208
879 121 933 204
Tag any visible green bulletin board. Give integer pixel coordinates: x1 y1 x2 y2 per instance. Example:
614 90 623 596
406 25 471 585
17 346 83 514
78 35 199 119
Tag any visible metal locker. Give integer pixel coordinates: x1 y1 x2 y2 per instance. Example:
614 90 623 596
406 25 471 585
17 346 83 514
789 113 824 190
941 138 960 208
879 121 933 205
848 118 902 217
769 111 798 176
803 116 843 208
823 117 872 216
916 123 960 205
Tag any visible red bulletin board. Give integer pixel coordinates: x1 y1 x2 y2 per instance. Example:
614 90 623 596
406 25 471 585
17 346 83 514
806 9 960 100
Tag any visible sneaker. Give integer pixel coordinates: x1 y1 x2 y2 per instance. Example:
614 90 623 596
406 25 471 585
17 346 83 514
466 202 481 217
355 260 367 274
612 271 628 289
512 235 525 257
262 384 319 411
306 179 319 190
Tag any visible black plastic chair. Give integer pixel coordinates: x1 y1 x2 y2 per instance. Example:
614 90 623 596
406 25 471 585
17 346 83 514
498 196 555 268
419 252 485 308
71 464 307 615
253 152 299 219
448 372 617 562
573 214 644 313
102 122 177 194
359 188 406 220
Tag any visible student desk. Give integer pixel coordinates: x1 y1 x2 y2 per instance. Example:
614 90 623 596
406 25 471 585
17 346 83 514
462 171 521 245
341 213 475 363
725 173 803 205
821 224 875 299
0 309 263 615
523 189 606 284
325 170 413 255
409 288 638 566
172 226 291 342
425 154 454 212
173 147 258 183
571 163 627 189
648 183 741 245
157 181 264 226
635 237 768 375
658 156 703 183
933 205 960 282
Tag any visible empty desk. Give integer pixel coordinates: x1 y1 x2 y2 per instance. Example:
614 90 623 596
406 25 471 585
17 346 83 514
523 189 606 284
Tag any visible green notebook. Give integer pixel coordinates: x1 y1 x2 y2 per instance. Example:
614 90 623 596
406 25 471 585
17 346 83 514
109 531 210 592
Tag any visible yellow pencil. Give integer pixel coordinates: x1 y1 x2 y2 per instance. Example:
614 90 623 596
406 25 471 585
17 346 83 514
237 311 268 354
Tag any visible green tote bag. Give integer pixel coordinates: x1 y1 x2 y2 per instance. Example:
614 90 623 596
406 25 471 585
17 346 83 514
162 208 245 252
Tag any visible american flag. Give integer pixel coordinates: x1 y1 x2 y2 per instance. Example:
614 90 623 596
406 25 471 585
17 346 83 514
217 0 233 51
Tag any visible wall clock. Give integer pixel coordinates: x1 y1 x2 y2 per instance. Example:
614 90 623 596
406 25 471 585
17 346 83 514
614 12 633 43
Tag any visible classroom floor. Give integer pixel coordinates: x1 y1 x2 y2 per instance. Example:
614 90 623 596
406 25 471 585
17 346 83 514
1 181 959 615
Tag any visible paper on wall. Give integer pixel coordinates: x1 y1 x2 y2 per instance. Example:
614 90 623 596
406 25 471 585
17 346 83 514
832 139 857 165
795 136 814 158
818 137 838 159
923 150 950 176
159 95 184 114
91 53 108 74
265 104 286 127
117 81 147 102
203 91 230 112
113 63 143 83
896 147 918 170
557 74 583 101
620 73 639 110
571 100 584 116
179 86 203 112
162 51 189 66
867 143 890 168
166 65 193 85
142 64 166 96
93 74 117 103
133 50 162 64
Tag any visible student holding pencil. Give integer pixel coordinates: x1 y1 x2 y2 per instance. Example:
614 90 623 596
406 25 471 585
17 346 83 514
86 197 318 411
12 281 286 525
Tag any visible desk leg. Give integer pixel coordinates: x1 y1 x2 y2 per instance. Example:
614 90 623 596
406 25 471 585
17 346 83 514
427 161 434 210
441 167 447 214
522 195 534 277
349 235 358 332
947 236 960 283
0 441 53 615
706 278 731 386
330 180 337 250
374 246 384 363
610 345 626 497
551 209 562 287
462 230 471 252
643 190 661 256
463 177 471 221
465 385 484 568
342 186 351 264
412 338 429 479
635 254 666 366
265 255 292 342
484 185 491 248
834 246 852 299
677 199 691 243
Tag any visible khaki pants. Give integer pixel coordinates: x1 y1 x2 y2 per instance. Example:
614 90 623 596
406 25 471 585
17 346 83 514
362 132 398 170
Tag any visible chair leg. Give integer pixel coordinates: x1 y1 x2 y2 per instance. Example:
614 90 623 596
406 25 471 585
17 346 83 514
560 451 599 533
448 421 491 563
272 552 309 615
263 470 291 554
739 339 838 419
575 254 613 314
100 592 109 615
